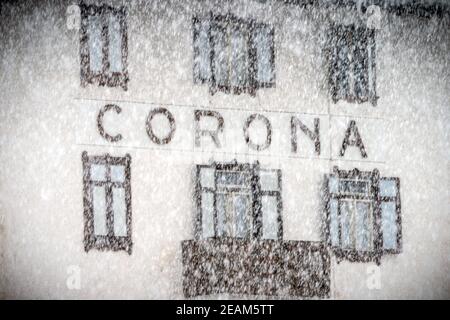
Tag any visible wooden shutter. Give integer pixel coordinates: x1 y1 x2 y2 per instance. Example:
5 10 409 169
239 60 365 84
378 177 401 253
193 17 211 84
195 164 216 239
326 173 340 247
253 23 275 88
367 28 377 105
259 169 282 240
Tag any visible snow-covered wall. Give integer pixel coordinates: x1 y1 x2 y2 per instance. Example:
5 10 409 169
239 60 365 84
0 0 448 299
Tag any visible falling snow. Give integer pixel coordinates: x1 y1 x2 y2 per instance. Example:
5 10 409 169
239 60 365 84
0 0 449 299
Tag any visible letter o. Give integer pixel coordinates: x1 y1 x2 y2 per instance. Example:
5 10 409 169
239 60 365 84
243 114 272 151
146 107 176 145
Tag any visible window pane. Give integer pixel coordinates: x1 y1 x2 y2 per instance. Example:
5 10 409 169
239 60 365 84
340 201 354 249
201 192 215 238
93 186 107 236
355 202 373 251
339 179 369 195
382 201 397 250
90 164 106 181
217 193 252 238
212 25 228 86
88 14 103 72
329 199 339 246
216 193 227 237
108 13 123 72
255 26 273 84
194 19 211 81
111 165 125 183
262 195 278 239
259 170 279 191
379 179 397 197
199 167 215 189
230 26 248 87
112 187 127 237
328 176 338 194
234 195 250 238
217 171 248 187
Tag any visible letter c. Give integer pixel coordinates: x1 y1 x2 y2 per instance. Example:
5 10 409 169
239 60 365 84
97 104 123 142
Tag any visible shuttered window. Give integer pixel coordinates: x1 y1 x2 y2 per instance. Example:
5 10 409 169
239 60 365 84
195 162 282 240
325 167 401 264
328 24 377 105
193 14 275 95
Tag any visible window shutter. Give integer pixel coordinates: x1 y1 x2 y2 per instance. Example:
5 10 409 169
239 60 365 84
259 169 281 240
378 177 401 252
326 174 339 247
211 20 228 87
367 28 377 105
354 27 369 101
108 12 123 73
196 165 216 239
193 17 211 84
328 25 340 102
230 23 249 87
87 14 103 73
254 24 275 87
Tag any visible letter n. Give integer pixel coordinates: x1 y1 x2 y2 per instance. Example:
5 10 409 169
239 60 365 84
291 117 320 155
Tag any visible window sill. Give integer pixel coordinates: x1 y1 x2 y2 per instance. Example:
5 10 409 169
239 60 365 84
331 247 401 265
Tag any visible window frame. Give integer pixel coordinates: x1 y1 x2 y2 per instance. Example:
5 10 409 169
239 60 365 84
82 152 132 254
80 4 129 90
193 13 275 96
215 163 253 238
327 24 377 106
324 167 401 264
194 161 282 241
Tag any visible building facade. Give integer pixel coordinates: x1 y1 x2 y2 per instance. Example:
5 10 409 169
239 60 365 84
0 0 449 299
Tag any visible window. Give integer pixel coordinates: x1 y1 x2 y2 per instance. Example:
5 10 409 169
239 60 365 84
82 152 132 254
195 161 282 240
325 167 401 264
193 14 275 95
328 24 377 105
80 5 128 90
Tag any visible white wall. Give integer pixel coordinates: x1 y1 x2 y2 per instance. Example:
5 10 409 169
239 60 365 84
0 0 448 299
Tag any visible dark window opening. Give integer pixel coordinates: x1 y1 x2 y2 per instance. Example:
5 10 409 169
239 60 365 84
328 24 377 105
193 14 275 95
324 167 401 264
82 152 132 254
195 161 282 240
80 4 129 90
